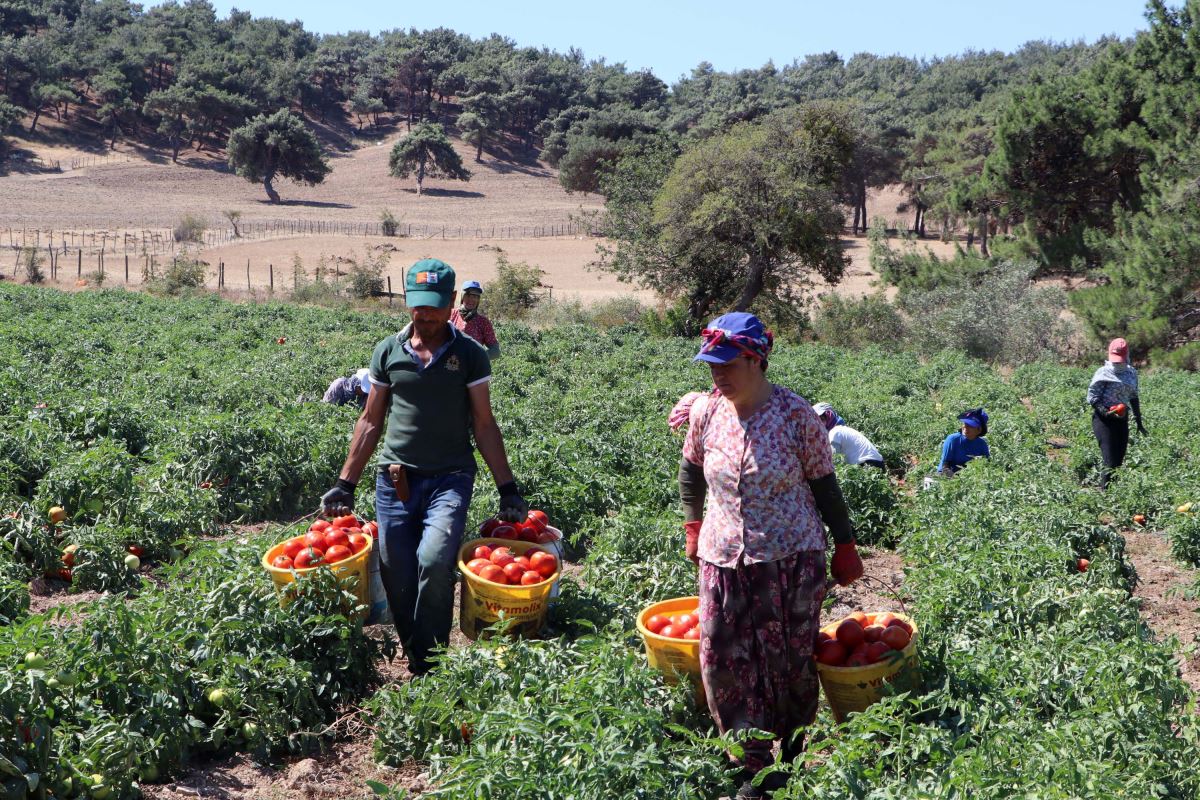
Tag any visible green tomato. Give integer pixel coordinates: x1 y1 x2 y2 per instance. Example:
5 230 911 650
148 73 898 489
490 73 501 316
89 774 111 799
24 652 47 669
241 721 259 740
56 670 79 687
124 554 141 571
207 688 229 707
139 764 159 783
47 677 61 690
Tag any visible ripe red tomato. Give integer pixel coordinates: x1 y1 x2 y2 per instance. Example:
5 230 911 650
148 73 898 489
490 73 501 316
282 537 306 560
466 558 491 575
514 556 532 570
1077 558 1090 572
863 624 886 643
502 562 526 583
325 544 353 563
479 518 502 536
672 613 697 631
479 564 506 584
881 625 910 651
683 627 700 640
518 522 542 543
845 643 871 667
874 613 898 629
530 551 557 578
294 548 324 569
473 545 493 561
659 624 677 638
520 570 543 586
887 618 913 635
363 521 378 537
332 514 358 529
490 547 515 568
866 642 892 663
816 640 847 666
491 524 518 540
324 529 350 550
816 630 832 645
303 532 327 552
835 619 865 649
272 555 294 569
61 550 75 568
848 611 870 628
348 533 370 554
126 544 145 558
310 520 331 533
645 614 669 634
55 568 72 582
527 510 549 530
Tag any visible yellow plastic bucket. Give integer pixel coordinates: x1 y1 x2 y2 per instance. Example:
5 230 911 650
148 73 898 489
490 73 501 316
261 536 373 620
458 537 560 640
637 597 704 700
815 612 921 722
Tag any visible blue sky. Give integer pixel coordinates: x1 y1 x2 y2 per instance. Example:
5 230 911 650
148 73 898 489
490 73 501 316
207 0 1151 84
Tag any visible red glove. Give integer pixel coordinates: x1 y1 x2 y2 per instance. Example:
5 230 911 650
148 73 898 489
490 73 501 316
831 541 863 586
684 521 701 565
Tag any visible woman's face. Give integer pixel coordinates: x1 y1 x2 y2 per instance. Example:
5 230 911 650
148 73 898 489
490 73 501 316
462 292 481 311
962 424 980 440
708 356 764 403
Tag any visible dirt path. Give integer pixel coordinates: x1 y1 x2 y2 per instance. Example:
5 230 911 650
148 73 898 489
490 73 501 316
1123 528 1200 700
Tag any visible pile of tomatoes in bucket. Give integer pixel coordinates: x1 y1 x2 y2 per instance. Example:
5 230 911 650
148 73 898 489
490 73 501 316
272 515 375 569
643 604 701 640
478 509 556 544
464 543 558 586
816 611 912 667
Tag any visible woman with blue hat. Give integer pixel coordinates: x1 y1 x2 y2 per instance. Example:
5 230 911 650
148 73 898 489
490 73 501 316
936 408 991 475
450 279 500 358
677 311 863 798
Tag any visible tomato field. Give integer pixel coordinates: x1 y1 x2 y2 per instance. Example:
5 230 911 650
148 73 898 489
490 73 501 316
1 283 1199 799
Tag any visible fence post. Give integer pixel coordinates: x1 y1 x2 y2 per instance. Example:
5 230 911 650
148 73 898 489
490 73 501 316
77 249 82 277
246 259 250 291
125 255 129 283
269 263 273 292
387 276 392 307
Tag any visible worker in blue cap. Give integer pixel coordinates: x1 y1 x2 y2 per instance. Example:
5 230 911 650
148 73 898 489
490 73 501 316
450 279 500 359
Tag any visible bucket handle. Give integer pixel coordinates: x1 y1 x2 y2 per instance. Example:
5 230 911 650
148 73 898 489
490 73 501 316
827 572 909 617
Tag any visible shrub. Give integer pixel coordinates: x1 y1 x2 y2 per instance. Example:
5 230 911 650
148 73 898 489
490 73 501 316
347 249 387 299
172 214 207 243
379 208 400 237
812 292 906 349
541 295 650 329
898 260 1083 364
485 251 544 320
148 254 208 295
17 247 46 284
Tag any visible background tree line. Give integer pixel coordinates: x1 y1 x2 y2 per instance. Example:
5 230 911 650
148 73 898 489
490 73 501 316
1 0 1198 363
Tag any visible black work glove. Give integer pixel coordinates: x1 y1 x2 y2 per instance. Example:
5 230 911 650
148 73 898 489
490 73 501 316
1137 422 1148 435
321 478 356 516
496 481 528 523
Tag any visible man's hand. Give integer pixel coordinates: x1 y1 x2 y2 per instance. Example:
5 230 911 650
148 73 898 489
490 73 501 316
684 521 701 565
1137 422 1148 436
831 540 864 587
497 481 528 523
321 478 356 516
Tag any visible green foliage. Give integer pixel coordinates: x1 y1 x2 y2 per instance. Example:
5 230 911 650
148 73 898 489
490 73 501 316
387 123 471 195
379 208 399 237
368 629 731 798
17 247 44 284
812 293 906 350
482 251 543 321
227 109 330 202
346 249 388 300
147 254 208 295
172 214 207 243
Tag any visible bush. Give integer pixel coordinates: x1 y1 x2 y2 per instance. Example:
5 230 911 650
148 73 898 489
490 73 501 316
347 249 387 299
485 251 544 320
148 254 208 295
379 208 400 237
19 247 45 284
899 260 1083 364
541 295 650 329
812 292 906 349
172 214 207 243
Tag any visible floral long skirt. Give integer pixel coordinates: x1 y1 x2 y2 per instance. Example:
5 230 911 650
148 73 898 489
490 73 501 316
698 550 827 773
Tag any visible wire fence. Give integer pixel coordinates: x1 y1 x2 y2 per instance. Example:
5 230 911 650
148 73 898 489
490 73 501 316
0 218 599 256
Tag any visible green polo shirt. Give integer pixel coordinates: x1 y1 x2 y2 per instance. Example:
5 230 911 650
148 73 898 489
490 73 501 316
369 324 491 473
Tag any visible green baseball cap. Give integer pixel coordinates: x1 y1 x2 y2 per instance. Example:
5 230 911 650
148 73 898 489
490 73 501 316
405 258 456 308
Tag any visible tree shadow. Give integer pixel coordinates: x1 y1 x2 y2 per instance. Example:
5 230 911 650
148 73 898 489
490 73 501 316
400 187 484 199
255 198 355 209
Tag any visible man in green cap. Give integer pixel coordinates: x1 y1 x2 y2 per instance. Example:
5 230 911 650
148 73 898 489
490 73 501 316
321 257 527 675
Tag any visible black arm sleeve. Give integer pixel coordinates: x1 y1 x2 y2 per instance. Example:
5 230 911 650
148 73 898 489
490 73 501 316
678 458 707 522
1131 395 1144 427
809 473 855 545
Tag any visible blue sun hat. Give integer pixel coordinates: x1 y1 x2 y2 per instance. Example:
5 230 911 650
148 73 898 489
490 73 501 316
958 408 989 435
694 312 774 364
462 280 483 295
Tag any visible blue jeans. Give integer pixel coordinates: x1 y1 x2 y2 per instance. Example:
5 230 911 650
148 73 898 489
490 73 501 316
374 469 474 673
